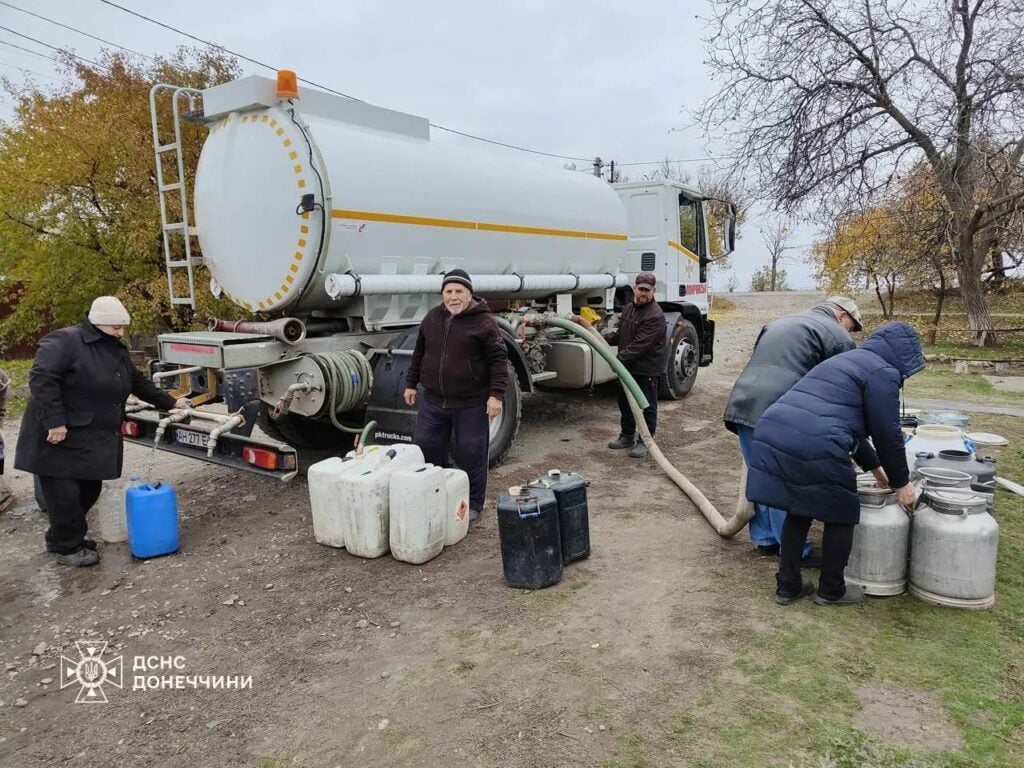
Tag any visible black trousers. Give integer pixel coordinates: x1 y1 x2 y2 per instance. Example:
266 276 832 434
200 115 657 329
414 398 489 512
38 475 102 554
777 514 854 600
618 375 659 440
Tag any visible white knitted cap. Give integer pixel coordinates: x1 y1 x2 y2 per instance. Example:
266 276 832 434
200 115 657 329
87 296 131 326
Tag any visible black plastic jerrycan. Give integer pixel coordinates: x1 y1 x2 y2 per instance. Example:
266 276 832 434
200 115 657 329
496 486 562 589
529 469 590 565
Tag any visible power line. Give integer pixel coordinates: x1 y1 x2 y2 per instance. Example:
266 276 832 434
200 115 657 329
95 0 595 162
96 0 360 101
0 25 100 67
615 156 739 167
0 60 58 80
0 38 57 62
0 1 151 59
430 124 592 162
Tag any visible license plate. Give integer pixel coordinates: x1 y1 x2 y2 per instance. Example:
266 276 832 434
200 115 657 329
174 430 209 449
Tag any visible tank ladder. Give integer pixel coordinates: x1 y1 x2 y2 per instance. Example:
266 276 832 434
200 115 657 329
149 84 204 309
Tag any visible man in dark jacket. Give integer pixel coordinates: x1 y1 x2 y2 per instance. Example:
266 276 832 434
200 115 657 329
724 297 862 559
605 272 666 459
747 322 924 606
404 269 508 522
15 296 190 566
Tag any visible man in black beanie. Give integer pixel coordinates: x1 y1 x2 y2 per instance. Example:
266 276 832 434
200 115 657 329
404 269 508 522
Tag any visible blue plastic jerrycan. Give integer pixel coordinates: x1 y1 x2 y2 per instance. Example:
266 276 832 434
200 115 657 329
125 479 180 558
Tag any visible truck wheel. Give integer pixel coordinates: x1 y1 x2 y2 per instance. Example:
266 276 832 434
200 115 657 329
659 319 700 400
257 410 355 475
488 363 522 468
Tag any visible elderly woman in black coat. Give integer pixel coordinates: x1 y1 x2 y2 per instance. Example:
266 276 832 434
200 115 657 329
14 297 191 567
746 322 925 606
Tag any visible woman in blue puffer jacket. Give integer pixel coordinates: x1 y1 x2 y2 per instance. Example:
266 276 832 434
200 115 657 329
746 322 925 606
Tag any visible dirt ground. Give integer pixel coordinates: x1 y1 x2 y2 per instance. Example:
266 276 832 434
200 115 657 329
0 291 925 767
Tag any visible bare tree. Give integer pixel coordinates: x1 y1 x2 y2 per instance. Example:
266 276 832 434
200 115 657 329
698 0 1024 345
760 221 794 292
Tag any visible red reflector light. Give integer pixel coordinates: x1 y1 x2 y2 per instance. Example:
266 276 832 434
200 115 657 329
242 446 278 470
121 421 142 437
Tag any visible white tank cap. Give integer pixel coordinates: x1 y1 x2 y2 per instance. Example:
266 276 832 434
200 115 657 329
508 485 522 496
548 469 562 477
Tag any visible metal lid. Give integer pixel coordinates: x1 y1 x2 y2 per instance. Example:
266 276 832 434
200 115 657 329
924 490 987 514
916 467 973 486
858 486 896 505
966 431 1008 446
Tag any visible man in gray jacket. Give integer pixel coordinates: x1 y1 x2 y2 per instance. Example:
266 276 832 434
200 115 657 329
724 297 862 561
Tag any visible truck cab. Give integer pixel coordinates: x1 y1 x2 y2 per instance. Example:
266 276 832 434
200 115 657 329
613 180 731 397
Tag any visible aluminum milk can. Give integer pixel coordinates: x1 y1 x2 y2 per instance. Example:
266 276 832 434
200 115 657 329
909 490 998 610
845 485 910 596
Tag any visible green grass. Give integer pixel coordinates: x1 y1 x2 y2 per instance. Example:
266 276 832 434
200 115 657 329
602 732 649 768
925 340 1024 361
904 369 1024 407
664 412 1024 768
1 358 31 418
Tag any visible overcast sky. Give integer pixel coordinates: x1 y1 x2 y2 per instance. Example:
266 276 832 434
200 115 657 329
0 0 821 289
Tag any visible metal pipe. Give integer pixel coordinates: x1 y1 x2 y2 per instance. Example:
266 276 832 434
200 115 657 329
206 412 246 458
323 272 628 299
271 381 319 419
172 409 235 424
154 410 190 444
152 365 202 385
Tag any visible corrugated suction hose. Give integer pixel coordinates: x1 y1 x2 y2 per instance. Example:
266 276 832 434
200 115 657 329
511 314 754 537
307 350 376 448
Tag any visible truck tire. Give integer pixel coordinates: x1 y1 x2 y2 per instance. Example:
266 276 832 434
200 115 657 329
257 410 355 475
488 363 522 468
659 319 700 400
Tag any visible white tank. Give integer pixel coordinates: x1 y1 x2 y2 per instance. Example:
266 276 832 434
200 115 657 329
390 464 447 564
904 425 965 472
443 468 471 547
194 76 627 315
338 447 426 558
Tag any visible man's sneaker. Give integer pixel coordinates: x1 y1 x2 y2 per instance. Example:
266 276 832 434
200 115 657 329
775 580 816 605
813 583 865 607
468 509 481 525
756 544 781 556
607 435 636 450
627 442 649 459
54 548 100 567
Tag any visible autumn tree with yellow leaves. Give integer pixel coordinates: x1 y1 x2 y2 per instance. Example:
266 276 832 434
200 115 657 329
0 48 246 349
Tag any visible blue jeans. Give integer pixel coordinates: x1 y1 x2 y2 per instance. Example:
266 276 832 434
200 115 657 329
736 425 811 558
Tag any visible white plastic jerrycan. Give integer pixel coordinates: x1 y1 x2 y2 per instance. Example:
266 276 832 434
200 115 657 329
390 464 447 564
307 455 368 548
340 447 425 559
443 468 471 547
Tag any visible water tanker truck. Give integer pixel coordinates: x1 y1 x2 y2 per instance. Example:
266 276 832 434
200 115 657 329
125 72 735 479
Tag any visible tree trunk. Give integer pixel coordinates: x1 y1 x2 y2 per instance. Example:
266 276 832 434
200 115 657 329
929 266 947 345
872 276 890 319
990 248 1006 286
956 257 996 346
770 257 778 292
